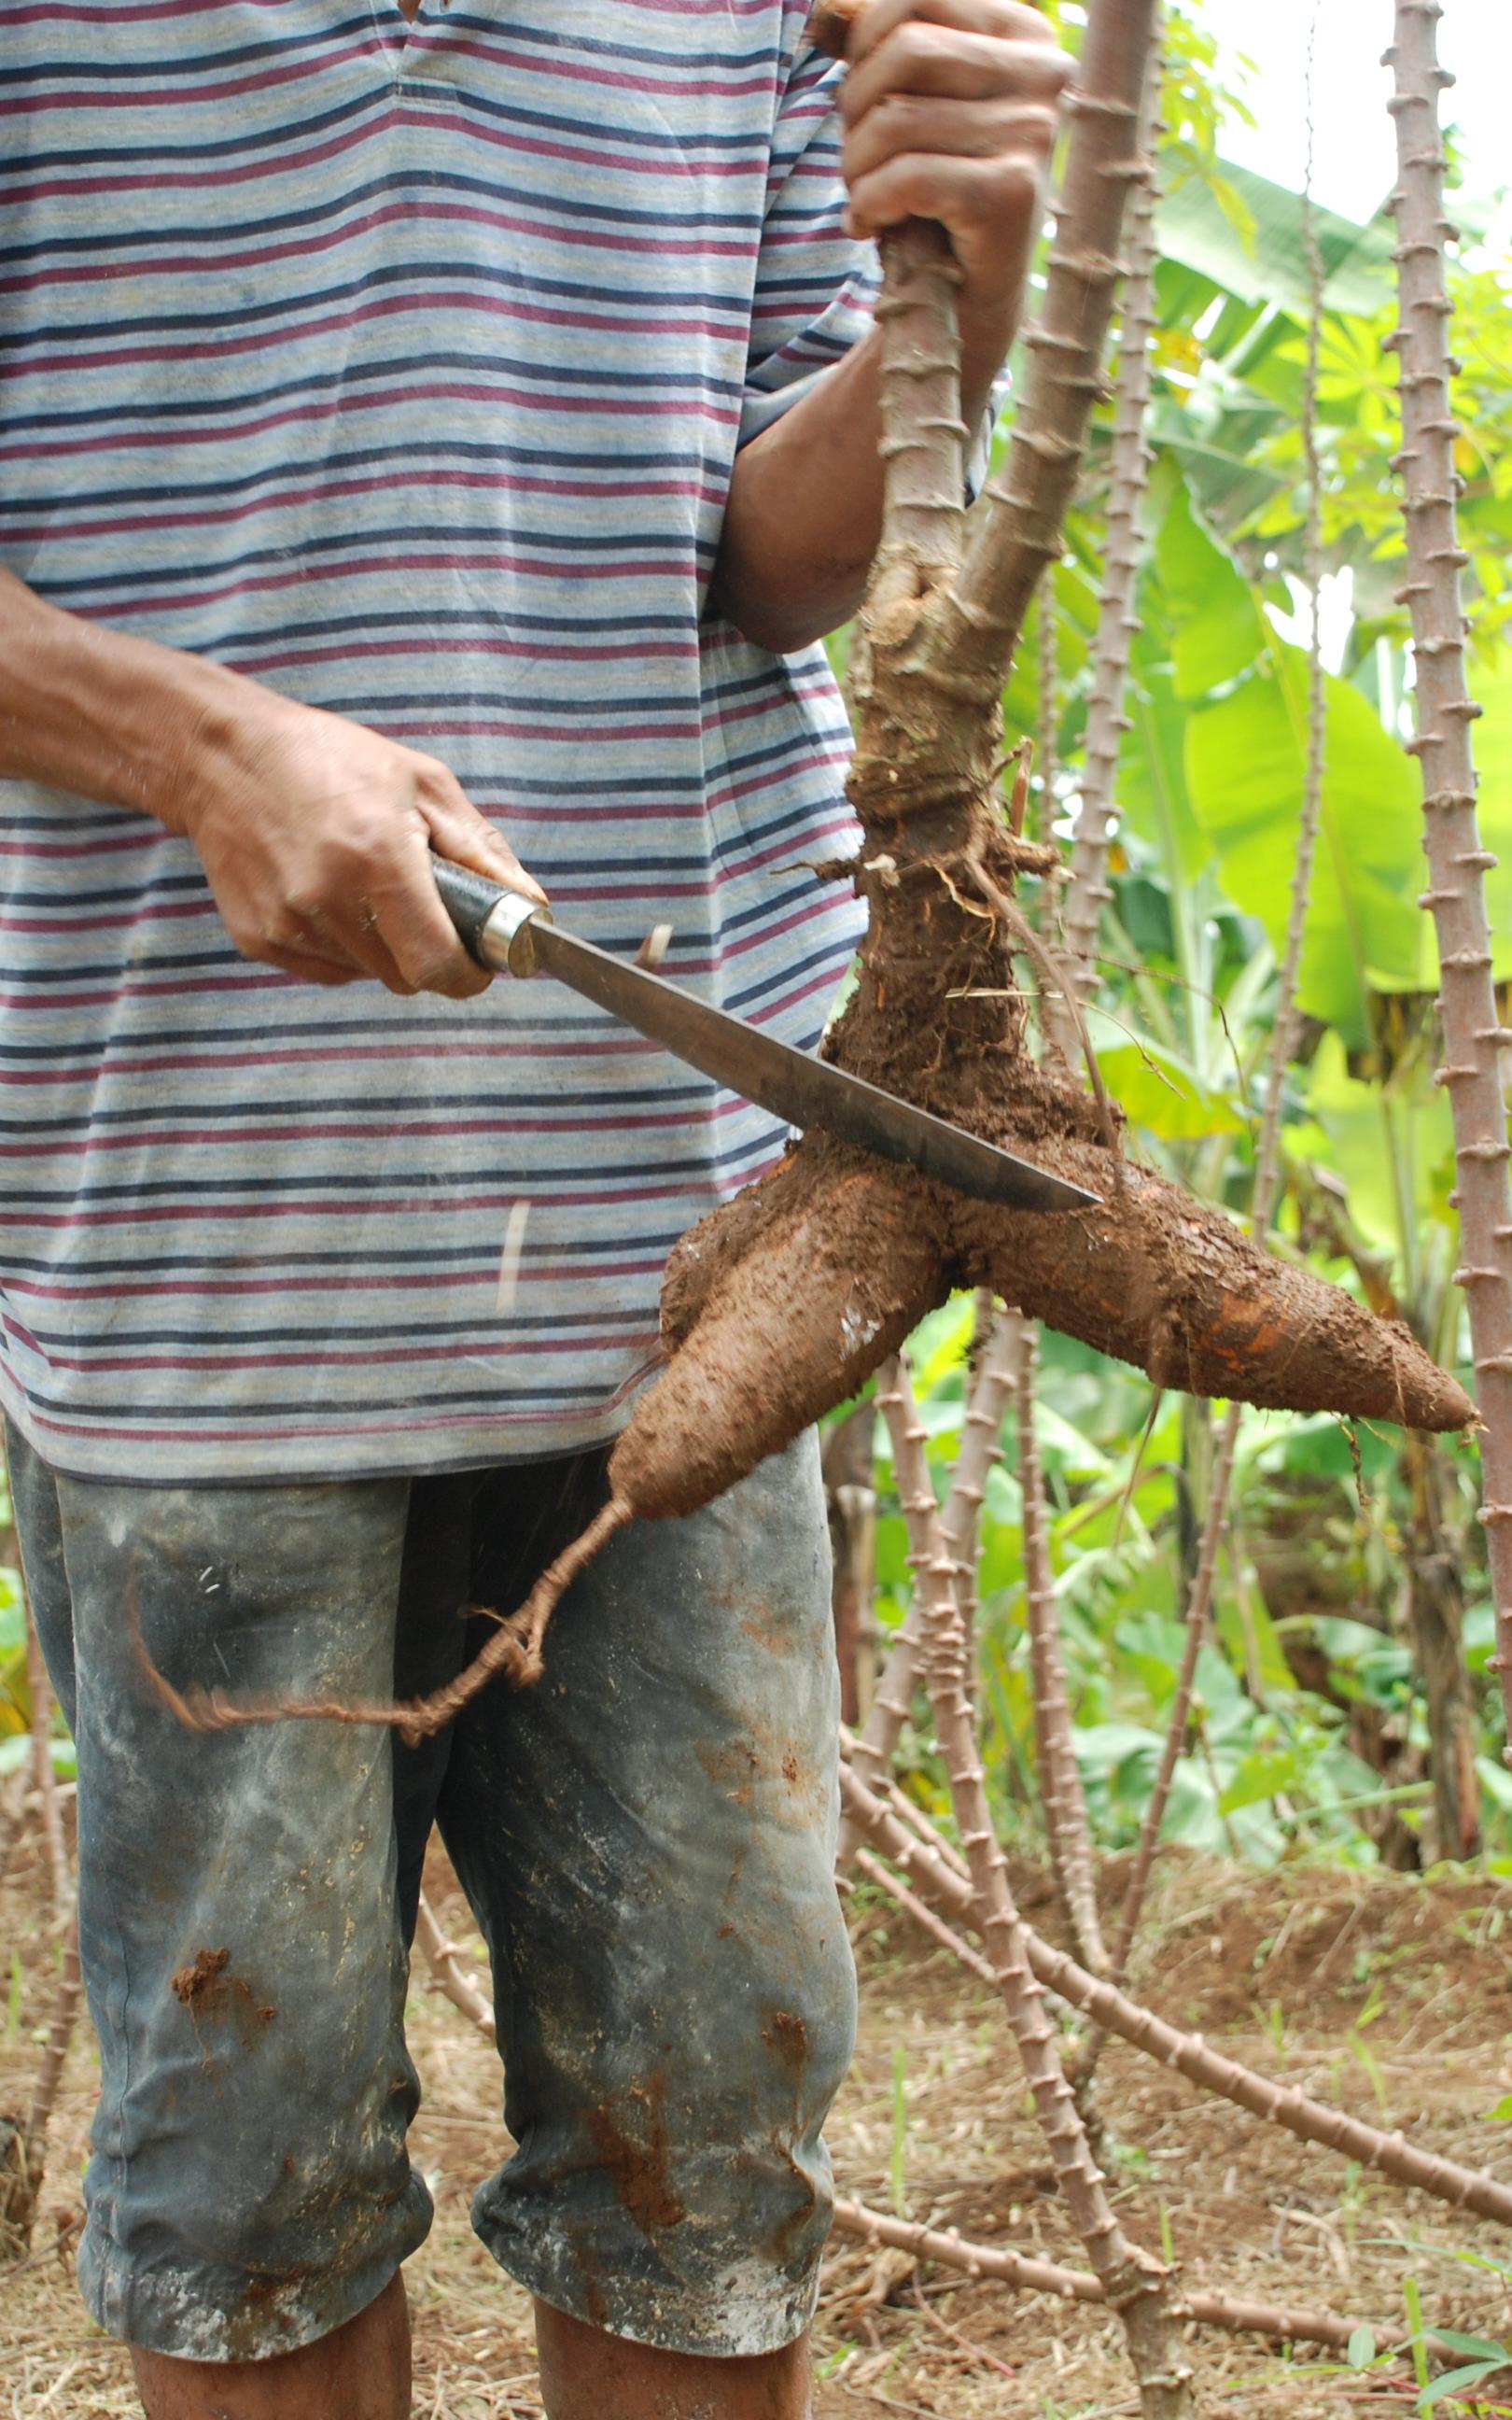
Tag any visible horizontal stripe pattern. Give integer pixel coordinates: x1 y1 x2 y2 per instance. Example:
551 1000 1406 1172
0 0 874 1480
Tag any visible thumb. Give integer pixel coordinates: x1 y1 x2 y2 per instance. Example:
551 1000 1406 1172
420 787 549 908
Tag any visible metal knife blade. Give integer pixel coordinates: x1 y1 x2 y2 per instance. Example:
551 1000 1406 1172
433 859 1098 1215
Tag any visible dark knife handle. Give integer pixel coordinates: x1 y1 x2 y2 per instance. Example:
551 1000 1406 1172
432 857 550 977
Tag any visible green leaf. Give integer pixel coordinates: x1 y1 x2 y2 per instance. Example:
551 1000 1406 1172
1419 2358 1505 2407
1085 1020 1244 1144
1121 663 1211 887
1156 482 1265 701
1482 2095 1512 2122
1185 651 1425 1045
1219 1749 1301 1815
1294 1032 1454 1267
1346 2323 1377 2371
1156 156 1394 322
1427 2330 1512 2364
1030 1402 1113 1484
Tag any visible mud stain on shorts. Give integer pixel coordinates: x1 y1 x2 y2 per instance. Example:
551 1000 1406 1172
171 1947 277 2054
220 2262 320 2363
585 2070 687 2236
761 2008 809 2082
739 1610 796 1659
694 1738 760 1809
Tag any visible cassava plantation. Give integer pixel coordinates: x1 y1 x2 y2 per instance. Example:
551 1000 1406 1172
6 0 1512 2413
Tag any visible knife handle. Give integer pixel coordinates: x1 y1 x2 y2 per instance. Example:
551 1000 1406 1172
432 857 552 978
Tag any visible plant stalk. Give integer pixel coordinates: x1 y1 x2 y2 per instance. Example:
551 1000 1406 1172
839 1755 1512 2227
1015 1318 1110 1974
832 2195 1466 2360
1385 0 1512 1752
879 1356 1197 2419
1056 22 1165 1010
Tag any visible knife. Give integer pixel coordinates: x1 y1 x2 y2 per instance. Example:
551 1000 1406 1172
432 859 1098 1215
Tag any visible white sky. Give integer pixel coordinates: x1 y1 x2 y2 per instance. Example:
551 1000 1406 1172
1198 0 1510 251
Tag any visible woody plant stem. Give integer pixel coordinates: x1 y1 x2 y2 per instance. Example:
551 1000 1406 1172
879 1356 1197 2418
838 1753 1512 2227
1385 0 1512 1750
1110 41 1331 1977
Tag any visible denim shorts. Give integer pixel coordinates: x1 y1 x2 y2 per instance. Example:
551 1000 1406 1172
7 1423 854 2365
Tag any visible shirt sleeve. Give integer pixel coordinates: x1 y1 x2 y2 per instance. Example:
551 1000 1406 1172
735 38 1001 495
736 38 881 451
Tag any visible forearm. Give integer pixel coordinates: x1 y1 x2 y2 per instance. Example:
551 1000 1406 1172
0 565 252 829
0 567 537 997
708 296 1012 655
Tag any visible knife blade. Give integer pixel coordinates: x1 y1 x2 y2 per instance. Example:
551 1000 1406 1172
433 859 1098 1215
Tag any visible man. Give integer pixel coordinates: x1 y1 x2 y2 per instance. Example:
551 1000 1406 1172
0 0 1069 2412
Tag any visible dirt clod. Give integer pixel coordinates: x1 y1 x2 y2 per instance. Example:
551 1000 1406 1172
170 1948 231 2008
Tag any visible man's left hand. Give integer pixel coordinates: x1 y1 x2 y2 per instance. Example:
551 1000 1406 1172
837 0 1073 332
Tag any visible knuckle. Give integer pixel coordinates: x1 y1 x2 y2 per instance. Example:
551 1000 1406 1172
983 153 1042 215
231 922 274 964
1000 100 1058 151
341 808 405 865
886 19 942 75
890 155 938 215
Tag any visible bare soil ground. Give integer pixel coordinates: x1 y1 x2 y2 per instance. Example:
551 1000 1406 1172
6 1822 1512 2419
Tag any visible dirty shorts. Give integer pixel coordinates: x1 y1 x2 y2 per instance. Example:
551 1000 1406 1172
7 1423 855 2364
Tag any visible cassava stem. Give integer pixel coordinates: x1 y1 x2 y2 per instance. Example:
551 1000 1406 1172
1015 1318 1110 1975
854 1844 1000 1988
0 1912 81 2256
837 1297 1016 1866
838 1755 1512 2228
1056 21 1164 1008
1385 0 1512 1750
831 2197 1465 2361
867 220 969 618
1015 73 1167 1958
952 1287 1008 1663
414 1892 497 2040
1036 584 1058 840
1111 65 1332 1980
929 0 1160 701
879 1358 1197 2419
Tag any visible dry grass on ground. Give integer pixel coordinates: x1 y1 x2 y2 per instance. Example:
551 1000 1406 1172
7 1822 1512 2418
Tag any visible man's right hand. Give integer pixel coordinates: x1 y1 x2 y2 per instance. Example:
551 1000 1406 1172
0 568 544 1000
173 692 546 999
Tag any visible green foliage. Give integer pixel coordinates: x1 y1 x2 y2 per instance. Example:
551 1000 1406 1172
861 1301 1505 1869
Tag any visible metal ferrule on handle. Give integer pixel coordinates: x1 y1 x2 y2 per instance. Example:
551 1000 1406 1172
431 858 552 978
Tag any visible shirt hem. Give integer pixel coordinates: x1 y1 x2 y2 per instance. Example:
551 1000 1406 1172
0 1364 657 1491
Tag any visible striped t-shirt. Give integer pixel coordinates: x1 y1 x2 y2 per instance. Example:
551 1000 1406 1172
0 0 875 1483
